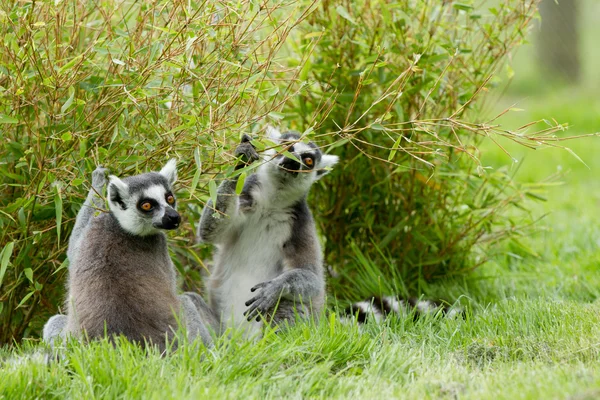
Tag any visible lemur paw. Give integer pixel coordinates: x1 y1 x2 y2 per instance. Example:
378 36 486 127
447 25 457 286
243 280 282 322
91 166 109 188
234 134 259 168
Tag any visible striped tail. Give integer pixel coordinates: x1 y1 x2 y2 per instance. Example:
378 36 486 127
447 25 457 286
342 295 462 324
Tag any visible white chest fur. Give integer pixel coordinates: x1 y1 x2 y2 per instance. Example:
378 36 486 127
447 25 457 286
211 207 292 336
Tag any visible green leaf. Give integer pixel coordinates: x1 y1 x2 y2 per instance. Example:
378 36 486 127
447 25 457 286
54 184 63 246
371 123 385 131
282 150 300 163
268 111 285 120
61 86 75 113
52 258 69 275
24 268 33 283
61 131 73 142
0 114 18 124
189 147 202 199
388 136 403 161
16 291 34 308
209 180 218 208
235 172 247 195
329 312 336 338
336 6 357 25
58 54 83 74
453 3 474 11
0 241 15 288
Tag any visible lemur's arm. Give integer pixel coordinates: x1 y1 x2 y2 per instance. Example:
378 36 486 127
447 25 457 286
244 203 325 322
66 166 108 262
197 135 259 244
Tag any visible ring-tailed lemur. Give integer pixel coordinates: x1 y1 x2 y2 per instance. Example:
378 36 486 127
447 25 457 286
342 295 463 324
197 127 338 337
43 161 216 351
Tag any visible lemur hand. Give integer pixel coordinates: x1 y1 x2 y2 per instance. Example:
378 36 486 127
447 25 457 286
91 166 109 189
243 279 283 322
234 134 259 169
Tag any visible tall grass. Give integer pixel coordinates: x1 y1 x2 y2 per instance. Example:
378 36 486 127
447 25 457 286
0 0 584 343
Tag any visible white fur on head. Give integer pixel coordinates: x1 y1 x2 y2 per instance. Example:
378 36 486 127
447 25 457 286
107 175 128 206
107 175 143 235
160 158 178 185
266 125 282 142
316 154 339 179
107 175 135 231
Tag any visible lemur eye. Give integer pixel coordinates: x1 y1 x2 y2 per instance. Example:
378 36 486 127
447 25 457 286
166 194 175 205
304 157 314 166
140 202 153 211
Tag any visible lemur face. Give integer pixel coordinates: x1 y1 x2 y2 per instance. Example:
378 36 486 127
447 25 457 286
265 127 339 185
107 159 181 236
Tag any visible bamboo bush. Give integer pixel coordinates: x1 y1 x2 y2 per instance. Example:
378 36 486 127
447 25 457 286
0 0 579 342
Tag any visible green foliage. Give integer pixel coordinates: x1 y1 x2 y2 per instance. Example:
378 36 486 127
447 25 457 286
282 0 560 300
0 0 578 342
0 0 313 342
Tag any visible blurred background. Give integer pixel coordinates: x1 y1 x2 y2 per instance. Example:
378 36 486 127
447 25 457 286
477 0 600 300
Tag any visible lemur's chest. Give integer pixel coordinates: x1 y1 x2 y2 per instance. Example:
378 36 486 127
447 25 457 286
211 208 292 335
227 208 292 263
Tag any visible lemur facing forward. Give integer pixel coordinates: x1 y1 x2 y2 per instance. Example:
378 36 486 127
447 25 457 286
197 127 338 337
43 161 215 351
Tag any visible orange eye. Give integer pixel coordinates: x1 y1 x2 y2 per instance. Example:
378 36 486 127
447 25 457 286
304 158 314 166
167 195 175 205
141 202 152 211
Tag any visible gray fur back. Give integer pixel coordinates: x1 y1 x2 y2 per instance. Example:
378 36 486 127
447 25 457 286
66 212 180 349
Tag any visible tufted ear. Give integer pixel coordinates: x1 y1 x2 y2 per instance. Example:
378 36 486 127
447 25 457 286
107 176 129 210
266 125 282 142
159 158 178 185
316 154 339 179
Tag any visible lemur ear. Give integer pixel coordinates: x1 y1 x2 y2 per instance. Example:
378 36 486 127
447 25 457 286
316 154 339 179
159 158 178 185
107 176 129 210
266 125 282 142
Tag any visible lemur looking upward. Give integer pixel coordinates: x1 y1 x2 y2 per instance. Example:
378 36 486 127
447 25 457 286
197 127 338 337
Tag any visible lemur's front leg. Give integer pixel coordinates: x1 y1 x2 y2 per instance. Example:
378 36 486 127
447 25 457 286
67 166 108 262
244 212 325 323
197 135 259 243
243 269 324 323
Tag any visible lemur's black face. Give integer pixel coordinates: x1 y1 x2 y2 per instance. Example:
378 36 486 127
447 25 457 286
107 159 181 236
263 127 339 187
275 133 322 177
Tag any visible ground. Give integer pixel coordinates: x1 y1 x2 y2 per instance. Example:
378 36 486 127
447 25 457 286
2 4 600 399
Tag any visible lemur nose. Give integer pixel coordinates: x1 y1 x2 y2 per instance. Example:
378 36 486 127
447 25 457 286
163 208 181 227
167 213 181 225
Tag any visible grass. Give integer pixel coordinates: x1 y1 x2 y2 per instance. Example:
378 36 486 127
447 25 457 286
2 3 600 399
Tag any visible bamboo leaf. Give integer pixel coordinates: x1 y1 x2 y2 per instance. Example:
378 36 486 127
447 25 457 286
0 114 18 124
60 87 75 114
235 172 247 195
388 136 403 161
16 291 34 308
209 180 218 208
336 6 357 25
54 184 63 246
189 147 202 199
0 241 15 288
24 268 33 283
